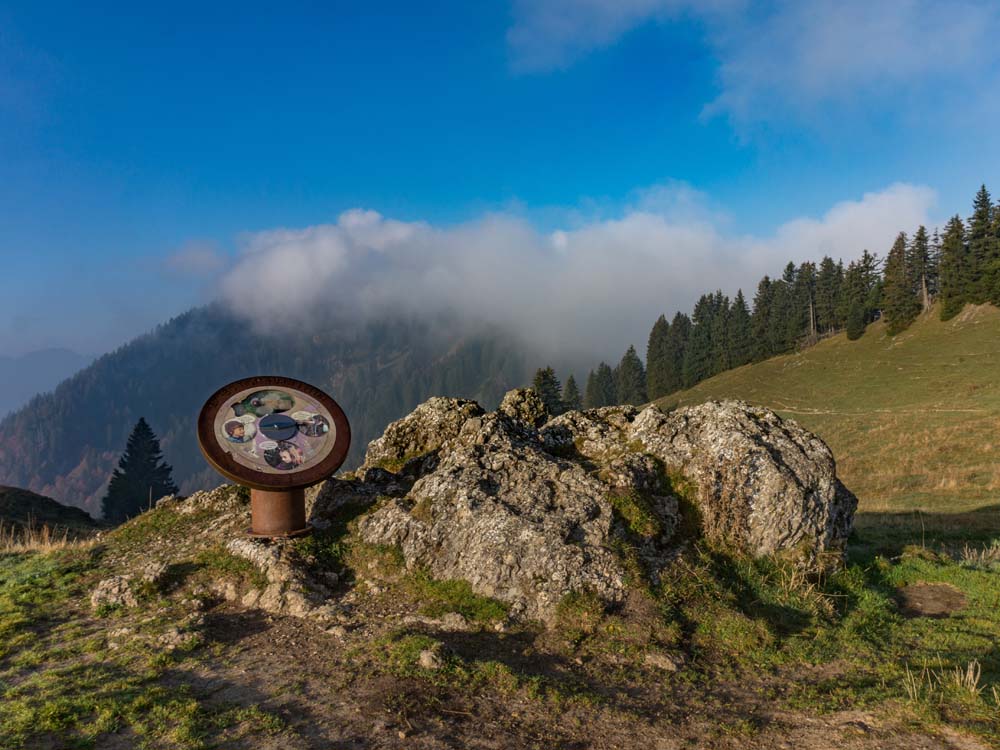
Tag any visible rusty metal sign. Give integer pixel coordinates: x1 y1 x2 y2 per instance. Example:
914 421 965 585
197 376 351 537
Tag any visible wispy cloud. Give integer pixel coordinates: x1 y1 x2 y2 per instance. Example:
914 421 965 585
163 241 226 278
218 183 935 363
508 0 1000 128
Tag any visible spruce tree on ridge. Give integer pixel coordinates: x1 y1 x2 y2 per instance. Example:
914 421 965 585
532 367 564 415
101 417 178 524
615 346 647 405
561 375 582 413
883 231 920 335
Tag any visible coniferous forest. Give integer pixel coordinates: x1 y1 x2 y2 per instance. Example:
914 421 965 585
560 183 1000 407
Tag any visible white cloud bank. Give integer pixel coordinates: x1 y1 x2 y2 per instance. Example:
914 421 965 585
218 183 935 363
508 0 1000 126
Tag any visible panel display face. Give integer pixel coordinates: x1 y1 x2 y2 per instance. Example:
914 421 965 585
213 386 334 474
197 376 351 489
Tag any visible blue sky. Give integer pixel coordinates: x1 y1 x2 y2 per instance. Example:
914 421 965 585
2 1 999 357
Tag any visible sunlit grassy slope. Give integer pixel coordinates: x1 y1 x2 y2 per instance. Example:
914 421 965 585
657 304 1000 513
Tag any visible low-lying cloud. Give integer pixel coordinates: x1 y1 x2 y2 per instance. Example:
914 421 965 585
219 182 935 364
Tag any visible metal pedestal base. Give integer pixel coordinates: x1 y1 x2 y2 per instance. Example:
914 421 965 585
248 487 312 538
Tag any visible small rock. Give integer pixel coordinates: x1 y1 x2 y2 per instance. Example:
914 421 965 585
438 612 468 631
418 649 443 670
325 625 348 639
91 576 138 610
139 561 169 585
644 651 682 672
158 627 185 650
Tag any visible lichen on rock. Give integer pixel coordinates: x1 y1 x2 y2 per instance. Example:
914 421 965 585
344 390 857 622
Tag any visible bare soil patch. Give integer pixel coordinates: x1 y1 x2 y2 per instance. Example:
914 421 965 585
897 582 968 618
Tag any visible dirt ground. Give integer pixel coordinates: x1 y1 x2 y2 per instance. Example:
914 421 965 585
163 604 990 750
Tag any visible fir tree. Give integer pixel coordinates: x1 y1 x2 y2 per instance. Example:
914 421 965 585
584 362 616 408
815 256 843 333
584 370 600 408
882 231 920 335
907 225 934 311
845 301 866 340
662 312 690 394
561 375 582 412
532 367 563 415
709 292 731 374
794 261 818 343
615 346 647 405
839 260 867 332
767 278 795 354
683 294 717 386
728 290 753 367
939 215 969 320
966 184 995 304
101 417 178 524
645 315 672 401
859 250 883 320
930 228 943 296
750 276 774 361
992 202 1000 305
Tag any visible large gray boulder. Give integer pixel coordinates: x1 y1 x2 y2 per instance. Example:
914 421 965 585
340 390 856 623
355 408 657 621
542 400 857 560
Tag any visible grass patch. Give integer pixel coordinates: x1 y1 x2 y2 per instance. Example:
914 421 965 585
0 548 294 749
404 570 509 624
608 492 661 538
193 546 268 589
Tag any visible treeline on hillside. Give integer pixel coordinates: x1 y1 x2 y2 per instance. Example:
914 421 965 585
534 183 999 409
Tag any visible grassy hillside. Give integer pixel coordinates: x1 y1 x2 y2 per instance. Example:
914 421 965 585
657 304 1000 514
0 486 100 541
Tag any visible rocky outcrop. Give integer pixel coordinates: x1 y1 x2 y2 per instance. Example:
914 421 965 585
90 575 138 610
542 400 857 560
498 387 549 427
225 538 344 621
338 390 856 622
102 390 855 627
355 408 648 621
362 397 484 476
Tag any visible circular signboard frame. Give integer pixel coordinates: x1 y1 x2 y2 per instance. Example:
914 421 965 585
197 376 351 491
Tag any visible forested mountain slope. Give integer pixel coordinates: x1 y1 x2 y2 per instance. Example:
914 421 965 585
0 348 93 417
656 303 1000 513
0 305 529 516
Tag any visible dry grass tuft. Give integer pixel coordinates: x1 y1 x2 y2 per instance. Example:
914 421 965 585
958 540 1000 569
903 659 985 702
0 521 96 553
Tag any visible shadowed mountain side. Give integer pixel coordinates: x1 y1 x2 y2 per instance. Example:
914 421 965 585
0 304 530 516
0 485 99 533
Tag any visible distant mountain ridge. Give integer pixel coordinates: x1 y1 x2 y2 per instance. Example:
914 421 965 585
0 304 530 517
0 348 93 417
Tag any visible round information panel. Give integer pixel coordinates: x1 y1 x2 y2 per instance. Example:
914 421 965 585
198 376 351 490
